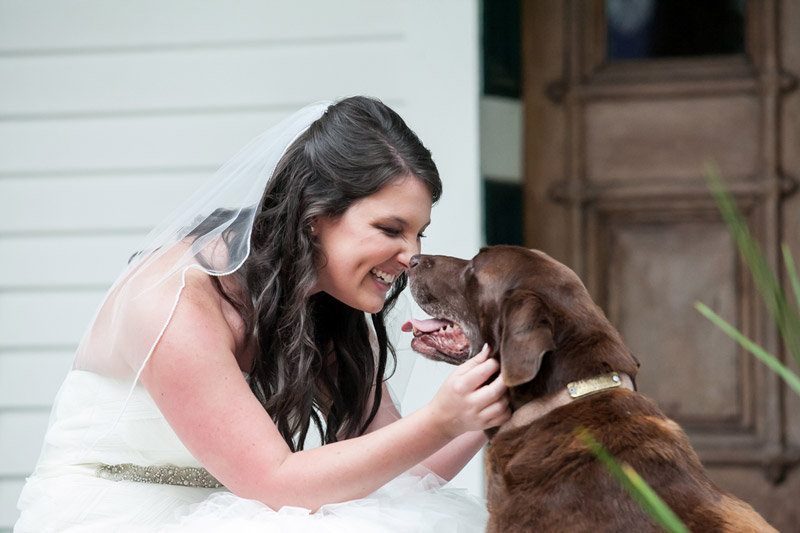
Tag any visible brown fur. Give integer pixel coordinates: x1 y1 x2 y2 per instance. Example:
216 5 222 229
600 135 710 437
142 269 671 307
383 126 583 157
407 246 777 533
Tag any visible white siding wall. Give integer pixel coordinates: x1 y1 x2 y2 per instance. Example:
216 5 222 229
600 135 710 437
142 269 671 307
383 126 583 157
0 1 482 529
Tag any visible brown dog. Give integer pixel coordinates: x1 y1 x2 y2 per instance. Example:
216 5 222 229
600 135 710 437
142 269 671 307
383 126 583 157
404 246 777 533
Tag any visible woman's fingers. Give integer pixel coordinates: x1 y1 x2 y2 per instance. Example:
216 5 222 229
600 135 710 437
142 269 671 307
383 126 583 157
458 350 500 391
469 372 508 418
477 373 511 425
459 348 509 427
431 344 510 435
454 343 489 374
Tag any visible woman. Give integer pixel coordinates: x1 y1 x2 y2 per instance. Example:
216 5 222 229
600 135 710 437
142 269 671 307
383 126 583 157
15 96 508 532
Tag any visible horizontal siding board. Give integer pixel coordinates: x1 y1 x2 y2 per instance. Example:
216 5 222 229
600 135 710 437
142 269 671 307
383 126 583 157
0 99 409 174
0 42 408 116
0 0 402 52
0 411 49 476
0 173 207 233
0 478 25 530
0 351 72 408
0 290 104 347
0 112 288 173
0 235 142 287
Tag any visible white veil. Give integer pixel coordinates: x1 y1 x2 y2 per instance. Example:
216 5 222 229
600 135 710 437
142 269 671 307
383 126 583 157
72 101 331 382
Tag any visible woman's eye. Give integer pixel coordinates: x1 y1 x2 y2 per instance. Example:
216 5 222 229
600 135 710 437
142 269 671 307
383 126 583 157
417 232 427 240
377 226 401 236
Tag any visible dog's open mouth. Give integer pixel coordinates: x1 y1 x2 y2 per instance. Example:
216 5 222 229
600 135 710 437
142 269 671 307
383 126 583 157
401 318 470 362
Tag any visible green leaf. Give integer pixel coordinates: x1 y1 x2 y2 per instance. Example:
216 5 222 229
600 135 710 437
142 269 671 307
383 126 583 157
705 166 800 367
784 244 800 323
695 302 800 396
576 429 690 533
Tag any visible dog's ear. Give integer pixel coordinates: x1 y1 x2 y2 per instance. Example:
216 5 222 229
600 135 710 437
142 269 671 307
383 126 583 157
499 291 555 387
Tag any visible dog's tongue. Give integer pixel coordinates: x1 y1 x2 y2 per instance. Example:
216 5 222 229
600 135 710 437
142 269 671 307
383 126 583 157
402 317 470 361
401 318 452 333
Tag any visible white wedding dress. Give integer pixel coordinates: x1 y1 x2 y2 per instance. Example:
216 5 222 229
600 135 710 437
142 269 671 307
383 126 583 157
15 370 489 532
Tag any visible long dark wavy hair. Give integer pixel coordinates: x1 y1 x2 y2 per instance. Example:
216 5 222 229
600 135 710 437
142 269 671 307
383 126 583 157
210 96 442 451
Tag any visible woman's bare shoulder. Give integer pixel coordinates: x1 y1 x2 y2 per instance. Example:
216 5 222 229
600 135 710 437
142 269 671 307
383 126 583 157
140 270 241 387
114 243 254 374
168 268 241 349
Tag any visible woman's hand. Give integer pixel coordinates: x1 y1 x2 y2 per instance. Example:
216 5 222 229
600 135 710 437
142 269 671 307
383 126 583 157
426 344 510 439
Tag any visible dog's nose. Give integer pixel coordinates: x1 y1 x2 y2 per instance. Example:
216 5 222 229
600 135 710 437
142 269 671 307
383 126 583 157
409 254 420 269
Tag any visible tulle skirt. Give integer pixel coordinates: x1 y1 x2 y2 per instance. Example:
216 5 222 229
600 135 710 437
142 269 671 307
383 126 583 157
16 471 488 532
167 473 487 533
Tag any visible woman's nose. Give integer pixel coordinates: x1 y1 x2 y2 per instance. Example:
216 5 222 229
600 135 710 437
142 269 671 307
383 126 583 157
398 241 421 269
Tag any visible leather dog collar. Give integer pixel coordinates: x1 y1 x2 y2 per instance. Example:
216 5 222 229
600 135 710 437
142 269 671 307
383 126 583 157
504 372 636 431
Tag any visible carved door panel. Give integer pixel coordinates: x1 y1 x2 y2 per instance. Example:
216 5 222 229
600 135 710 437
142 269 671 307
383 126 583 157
522 1 800 530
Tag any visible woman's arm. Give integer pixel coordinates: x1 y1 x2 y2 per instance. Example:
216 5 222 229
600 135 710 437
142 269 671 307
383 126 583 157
420 430 487 481
365 380 488 481
141 274 507 512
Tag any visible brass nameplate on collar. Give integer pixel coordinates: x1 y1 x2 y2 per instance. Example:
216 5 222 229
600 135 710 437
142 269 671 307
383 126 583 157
567 372 622 399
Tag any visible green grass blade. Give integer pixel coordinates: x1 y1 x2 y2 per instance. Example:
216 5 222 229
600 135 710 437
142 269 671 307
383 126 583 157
705 166 800 367
576 429 690 533
784 244 800 322
695 302 800 396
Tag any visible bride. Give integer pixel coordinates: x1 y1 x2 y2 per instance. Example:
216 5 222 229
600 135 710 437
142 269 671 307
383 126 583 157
14 95 509 532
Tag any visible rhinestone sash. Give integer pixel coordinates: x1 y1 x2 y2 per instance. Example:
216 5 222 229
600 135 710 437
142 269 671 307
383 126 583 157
96 463 223 488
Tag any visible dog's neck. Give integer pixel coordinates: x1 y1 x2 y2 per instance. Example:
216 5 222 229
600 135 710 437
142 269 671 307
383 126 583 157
503 372 636 431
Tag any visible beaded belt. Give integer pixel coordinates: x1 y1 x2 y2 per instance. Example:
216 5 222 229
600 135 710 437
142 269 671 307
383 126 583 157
96 463 223 488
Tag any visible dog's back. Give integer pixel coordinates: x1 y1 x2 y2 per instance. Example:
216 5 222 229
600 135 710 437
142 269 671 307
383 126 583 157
485 389 776 532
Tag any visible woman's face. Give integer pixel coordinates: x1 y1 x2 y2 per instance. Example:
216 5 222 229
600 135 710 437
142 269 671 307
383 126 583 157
313 175 433 313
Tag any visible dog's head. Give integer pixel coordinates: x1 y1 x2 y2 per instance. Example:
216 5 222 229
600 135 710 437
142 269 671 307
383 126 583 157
404 245 638 391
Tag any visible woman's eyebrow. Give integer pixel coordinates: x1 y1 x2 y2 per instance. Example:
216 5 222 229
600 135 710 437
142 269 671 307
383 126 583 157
382 216 431 231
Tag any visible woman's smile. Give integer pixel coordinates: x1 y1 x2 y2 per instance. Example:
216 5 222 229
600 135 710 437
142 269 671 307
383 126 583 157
371 267 398 287
313 175 432 313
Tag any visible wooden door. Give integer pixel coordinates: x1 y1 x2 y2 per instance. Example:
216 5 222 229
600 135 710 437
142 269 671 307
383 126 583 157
522 1 800 530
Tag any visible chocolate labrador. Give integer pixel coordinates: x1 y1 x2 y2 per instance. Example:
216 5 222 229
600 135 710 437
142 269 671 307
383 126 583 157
403 246 776 533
